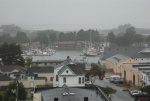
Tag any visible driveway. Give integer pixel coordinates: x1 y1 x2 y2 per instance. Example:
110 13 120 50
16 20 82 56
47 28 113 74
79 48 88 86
94 74 134 101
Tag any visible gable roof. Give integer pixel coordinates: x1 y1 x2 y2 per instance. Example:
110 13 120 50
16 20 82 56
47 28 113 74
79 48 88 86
68 64 85 74
0 65 26 73
54 58 72 69
0 75 13 81
27 66 54 74
102 46 144 60
106 54 129 64
58 63 85 75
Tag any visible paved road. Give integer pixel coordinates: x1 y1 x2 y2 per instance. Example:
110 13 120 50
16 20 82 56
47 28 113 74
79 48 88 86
94 75 134 101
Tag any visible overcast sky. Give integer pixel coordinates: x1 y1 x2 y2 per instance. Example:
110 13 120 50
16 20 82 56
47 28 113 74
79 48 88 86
0 0 150 31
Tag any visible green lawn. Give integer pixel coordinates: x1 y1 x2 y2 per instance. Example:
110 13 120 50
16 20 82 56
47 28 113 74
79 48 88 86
0 90 6 101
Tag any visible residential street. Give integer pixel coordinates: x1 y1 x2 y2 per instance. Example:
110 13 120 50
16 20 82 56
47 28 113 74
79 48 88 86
94 74 134 101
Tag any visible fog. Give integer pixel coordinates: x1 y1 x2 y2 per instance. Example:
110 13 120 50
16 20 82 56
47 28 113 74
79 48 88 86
0 0 150 30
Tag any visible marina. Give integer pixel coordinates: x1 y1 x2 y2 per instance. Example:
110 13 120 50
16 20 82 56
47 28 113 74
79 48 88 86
23 50 100 64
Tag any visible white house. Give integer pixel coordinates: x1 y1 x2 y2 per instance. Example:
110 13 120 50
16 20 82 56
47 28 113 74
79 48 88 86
0 65 26 80
134 48 150 63
142 71 150 87
53 57 86 87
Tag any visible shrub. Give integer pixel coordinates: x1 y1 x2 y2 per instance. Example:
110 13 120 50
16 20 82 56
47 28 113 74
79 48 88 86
8 97 16 101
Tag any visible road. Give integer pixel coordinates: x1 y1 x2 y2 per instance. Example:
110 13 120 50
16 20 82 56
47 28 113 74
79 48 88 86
94 74 134 101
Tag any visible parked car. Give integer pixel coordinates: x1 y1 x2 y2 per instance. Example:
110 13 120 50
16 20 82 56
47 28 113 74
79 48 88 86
109 75 120 83
114 78 125 84
129 90 141 97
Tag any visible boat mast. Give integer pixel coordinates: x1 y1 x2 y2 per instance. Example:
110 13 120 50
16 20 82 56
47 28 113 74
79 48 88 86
90 30 92 48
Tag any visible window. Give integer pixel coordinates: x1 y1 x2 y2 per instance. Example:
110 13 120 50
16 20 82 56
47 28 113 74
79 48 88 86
66 70 68 73
63 77 66 83
50 77 53 81
54 98 58 101
82 77 84 84
84 97 88 101
79 77 81 84
56 75 58 81
149 76 150 81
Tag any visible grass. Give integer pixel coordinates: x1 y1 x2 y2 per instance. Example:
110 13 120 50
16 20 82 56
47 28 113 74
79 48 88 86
26 97 33 100
0 90 6 101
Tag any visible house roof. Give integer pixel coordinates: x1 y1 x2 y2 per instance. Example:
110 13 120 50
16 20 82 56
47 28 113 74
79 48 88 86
0 65 26 73
10 71 25 75
54 58 72 69
132 52 150 58
58 63 85 75
101 46 144 60
27 66 54 74
37 87 107 101
106 54 129 64
123 63 150 71
67 64 85 74
0 75 13 81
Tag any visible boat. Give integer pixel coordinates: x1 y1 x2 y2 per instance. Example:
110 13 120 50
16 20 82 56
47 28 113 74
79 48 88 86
85 47 98 56
22 47 55 56
80 32 98 56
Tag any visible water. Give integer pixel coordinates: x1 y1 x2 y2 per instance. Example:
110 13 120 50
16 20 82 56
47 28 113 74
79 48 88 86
23 50 100 63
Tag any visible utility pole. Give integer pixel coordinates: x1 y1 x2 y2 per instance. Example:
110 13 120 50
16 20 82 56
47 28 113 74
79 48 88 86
16 80 18 101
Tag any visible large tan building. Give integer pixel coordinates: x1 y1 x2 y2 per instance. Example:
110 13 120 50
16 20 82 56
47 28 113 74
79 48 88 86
122 63 150 86
122 63 143 87
106 54 138 74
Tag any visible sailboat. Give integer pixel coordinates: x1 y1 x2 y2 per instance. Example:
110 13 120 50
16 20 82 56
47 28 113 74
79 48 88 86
80 31 98 56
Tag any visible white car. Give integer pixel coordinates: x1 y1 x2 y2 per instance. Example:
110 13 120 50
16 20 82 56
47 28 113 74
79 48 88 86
109 75 121 83
85 81 92 85
130 90 141 97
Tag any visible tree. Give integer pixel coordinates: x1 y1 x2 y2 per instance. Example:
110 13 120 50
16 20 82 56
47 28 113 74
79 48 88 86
140 85 150 94
86 63 104 84
115 26 138 46
5 81 27 101
58 32 66 41
25 56 32 68
14 32 29 43
145 35 150 42
0 24 22 35
108 31 116 43
0 43 25 66
35 32 49 45
49 33 57 43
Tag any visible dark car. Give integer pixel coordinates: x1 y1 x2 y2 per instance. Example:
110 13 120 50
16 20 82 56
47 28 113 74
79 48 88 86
113 78 125 84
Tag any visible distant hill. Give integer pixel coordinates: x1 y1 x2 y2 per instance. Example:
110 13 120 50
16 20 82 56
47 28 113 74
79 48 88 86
99 24 150 36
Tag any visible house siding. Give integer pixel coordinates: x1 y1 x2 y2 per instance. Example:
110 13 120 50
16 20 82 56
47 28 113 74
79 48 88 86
38 73 54 85
106 58 138 74
58 76 85 87
122 64 142 87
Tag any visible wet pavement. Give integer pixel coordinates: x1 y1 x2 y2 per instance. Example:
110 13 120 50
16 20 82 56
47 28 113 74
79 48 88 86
94 73 134 101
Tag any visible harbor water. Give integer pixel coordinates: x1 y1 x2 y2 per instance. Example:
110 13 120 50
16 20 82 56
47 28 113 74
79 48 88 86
23 50 100 64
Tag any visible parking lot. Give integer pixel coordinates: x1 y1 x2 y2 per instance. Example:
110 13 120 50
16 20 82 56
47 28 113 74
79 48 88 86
94 73 134 101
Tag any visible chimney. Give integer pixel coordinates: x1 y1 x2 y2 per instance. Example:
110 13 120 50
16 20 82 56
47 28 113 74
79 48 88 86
67 56 70 59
